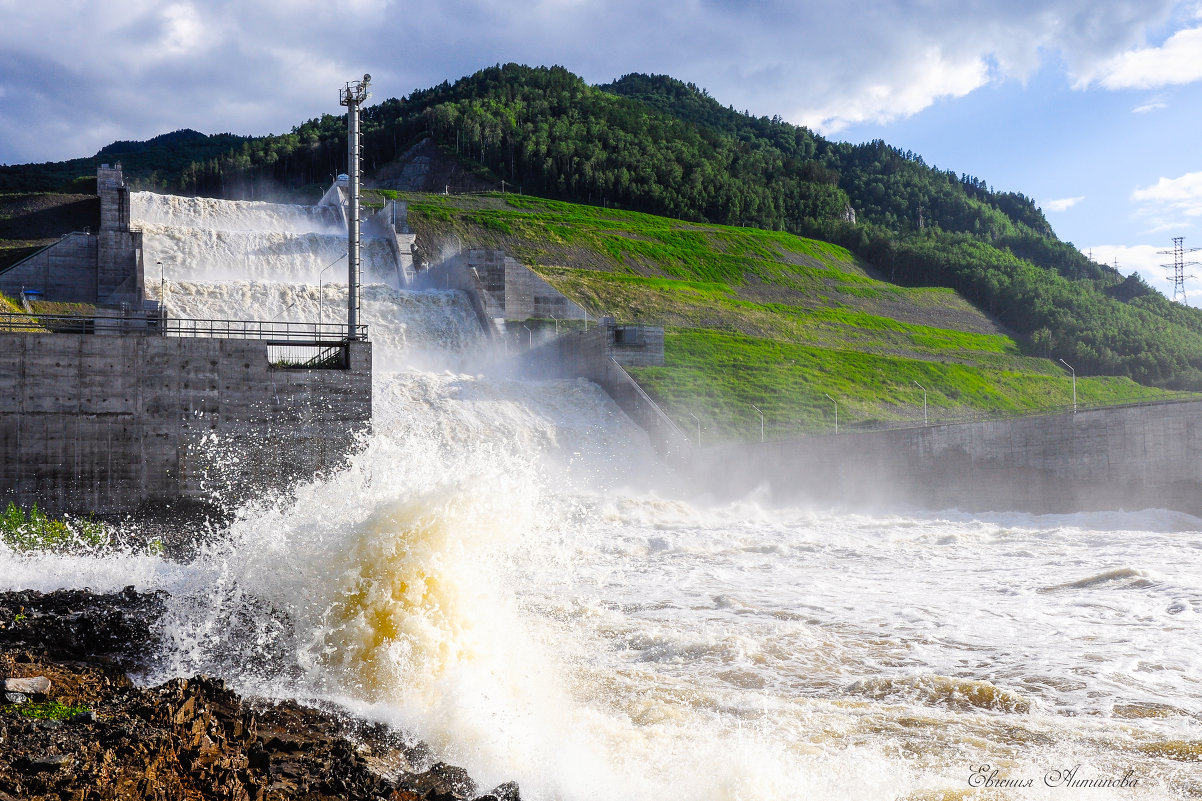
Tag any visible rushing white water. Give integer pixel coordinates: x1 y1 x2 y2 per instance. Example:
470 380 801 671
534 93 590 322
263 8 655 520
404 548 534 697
134 192 401 284
3 194 1201 800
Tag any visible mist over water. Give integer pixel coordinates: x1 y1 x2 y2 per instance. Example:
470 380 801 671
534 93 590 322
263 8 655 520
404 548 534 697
3 193 1199 799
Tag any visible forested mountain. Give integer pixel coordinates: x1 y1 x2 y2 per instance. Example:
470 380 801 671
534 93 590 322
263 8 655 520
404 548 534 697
5 64 1202 387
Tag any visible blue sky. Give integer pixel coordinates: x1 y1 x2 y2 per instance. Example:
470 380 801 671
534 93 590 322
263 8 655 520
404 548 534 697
2 0 1201 298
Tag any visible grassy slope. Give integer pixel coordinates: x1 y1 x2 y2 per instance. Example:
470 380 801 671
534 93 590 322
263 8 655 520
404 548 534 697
390 191 1181 440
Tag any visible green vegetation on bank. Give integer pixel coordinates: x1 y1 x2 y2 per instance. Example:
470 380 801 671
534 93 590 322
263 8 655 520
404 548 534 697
0 503 108 553
0 700 91 721
631 330 1177 440
401 192 1180 439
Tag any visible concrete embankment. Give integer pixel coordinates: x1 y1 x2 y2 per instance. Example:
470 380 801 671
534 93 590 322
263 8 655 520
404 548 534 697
519 325 691 457
1 333 371 515
694 399 1202 515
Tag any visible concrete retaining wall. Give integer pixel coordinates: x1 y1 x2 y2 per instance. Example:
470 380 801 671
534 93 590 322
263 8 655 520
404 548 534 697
416 250 589 323
0 333 371 515
520 325 689 456
695 400 1202 514
0 234 100 304
0 164 143 306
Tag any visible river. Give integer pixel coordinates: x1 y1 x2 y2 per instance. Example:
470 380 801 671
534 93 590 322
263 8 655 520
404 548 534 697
2 192 1198 800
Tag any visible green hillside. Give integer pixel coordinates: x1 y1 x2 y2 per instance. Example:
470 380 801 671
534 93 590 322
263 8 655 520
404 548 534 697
395 191 1178 440
8 63 1202 391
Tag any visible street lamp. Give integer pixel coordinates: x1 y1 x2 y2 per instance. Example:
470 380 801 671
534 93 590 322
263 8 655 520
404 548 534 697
688 412 701 447
1060 358 1076 413
751 403 764 442
824 393 838 435
914 380 927 426
522 323 532 347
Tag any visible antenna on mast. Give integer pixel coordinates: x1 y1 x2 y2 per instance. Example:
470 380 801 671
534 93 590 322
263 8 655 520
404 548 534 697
339 73 371 339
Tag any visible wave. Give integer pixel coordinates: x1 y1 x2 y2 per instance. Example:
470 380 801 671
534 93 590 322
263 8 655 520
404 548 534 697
847 675 1032 713
1037 567 1152 593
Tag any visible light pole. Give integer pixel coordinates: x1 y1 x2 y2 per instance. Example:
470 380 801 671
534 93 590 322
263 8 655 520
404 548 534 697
688 412 701 447
914 380 927 426
522 323 532 347
340 73 370 341
824 393 838 435
751 404 764 442
1060 358 1076 413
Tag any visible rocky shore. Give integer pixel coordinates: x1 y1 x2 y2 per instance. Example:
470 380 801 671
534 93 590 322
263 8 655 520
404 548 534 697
0 588 517 801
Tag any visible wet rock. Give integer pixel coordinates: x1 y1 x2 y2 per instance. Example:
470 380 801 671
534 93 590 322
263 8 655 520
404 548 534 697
486 780 522 801
0 587 522 801
400 761 480 800
24 754 73 773
0 586 166 664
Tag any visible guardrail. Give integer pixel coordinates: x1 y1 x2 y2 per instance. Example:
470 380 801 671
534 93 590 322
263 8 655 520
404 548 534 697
685 393 1202 448
0 311 367 342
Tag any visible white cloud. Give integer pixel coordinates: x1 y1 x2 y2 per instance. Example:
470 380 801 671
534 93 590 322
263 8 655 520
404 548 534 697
0 0 1188 163
1132 171 1202 229
1043 196 1085 213
1132 94 1169 112
1078 26 1202 89
1133 171 1202 207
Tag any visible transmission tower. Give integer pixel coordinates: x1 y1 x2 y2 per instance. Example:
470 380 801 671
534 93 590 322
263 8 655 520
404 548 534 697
1159 236 1200 304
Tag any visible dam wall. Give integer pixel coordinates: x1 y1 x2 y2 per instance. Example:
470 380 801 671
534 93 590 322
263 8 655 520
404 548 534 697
0 332 372 515
414 249 590 325
696 399 1202 515
0 165 143 306
520 324 688 456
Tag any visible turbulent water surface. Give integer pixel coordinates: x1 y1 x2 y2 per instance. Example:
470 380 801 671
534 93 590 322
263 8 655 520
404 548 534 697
3 193 1200 800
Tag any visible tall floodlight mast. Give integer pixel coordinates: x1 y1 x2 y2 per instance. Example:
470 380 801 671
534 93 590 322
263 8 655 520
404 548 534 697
340 74 371 339
1159 236 1199 305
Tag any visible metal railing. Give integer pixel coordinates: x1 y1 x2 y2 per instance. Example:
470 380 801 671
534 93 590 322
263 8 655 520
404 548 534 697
0 311 367 342
267 342 350 369
679 393 1202 448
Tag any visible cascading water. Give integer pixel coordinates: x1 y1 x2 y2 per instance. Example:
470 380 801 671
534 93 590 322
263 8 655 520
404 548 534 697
2 192 1199 800
135 193 400 284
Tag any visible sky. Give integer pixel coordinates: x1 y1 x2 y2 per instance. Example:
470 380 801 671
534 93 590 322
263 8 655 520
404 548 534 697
2 0 1202 299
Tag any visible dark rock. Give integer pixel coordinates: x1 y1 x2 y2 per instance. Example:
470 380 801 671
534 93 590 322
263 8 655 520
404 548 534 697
26 754 73 772
488 780 522 801
0 586 522 801
400 760 480 800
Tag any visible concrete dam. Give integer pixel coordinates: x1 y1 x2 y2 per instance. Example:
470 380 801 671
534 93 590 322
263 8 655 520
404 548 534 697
3 168 1202 517
0 171 396 515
